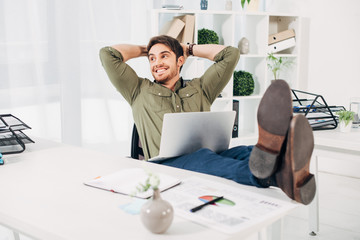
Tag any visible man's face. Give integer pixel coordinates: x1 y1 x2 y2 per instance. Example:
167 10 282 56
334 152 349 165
148 43 182 84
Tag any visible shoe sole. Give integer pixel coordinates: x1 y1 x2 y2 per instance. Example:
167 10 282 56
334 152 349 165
249 80 292 179
276 115 316 205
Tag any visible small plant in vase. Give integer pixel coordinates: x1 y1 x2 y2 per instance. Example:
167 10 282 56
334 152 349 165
267 53 294 81
137 170 174 234
336 110 355 132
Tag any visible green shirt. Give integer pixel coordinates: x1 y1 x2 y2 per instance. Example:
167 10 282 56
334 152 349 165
99 46 240 160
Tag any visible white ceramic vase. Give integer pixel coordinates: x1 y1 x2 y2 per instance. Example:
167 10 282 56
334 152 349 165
339 120 353 133
140 189 174 234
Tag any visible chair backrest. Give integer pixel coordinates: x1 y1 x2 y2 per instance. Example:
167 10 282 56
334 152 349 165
130 124 144 160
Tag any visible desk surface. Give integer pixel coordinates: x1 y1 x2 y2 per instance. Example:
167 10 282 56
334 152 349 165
0 139 296 240
314 128 360 152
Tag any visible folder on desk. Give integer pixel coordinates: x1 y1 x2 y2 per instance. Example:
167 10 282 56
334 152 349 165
84 168 181 199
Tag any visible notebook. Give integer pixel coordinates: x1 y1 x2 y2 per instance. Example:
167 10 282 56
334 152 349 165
149 111 236 161
84 168 181 199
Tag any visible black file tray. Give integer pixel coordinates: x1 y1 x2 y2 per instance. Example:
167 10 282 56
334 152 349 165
291 89 345 131
0 114 34 154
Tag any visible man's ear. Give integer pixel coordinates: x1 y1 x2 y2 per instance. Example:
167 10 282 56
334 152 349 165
177 56 185 69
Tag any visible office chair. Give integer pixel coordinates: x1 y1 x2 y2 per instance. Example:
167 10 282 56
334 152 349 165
130 124 144 160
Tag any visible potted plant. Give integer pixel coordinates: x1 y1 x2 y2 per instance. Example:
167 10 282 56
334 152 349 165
336 110 355 132
233 70 255 96
198 28 219 44
267 53 294 81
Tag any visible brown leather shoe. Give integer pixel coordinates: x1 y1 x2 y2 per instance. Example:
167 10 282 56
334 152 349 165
276 114 316 205
249 80 293 179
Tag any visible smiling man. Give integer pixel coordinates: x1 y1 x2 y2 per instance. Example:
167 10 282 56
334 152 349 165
100 35 316 205
100 36 236 160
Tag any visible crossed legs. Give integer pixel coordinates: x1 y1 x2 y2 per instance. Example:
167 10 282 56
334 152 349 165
249 80 316 205
154 80 316 205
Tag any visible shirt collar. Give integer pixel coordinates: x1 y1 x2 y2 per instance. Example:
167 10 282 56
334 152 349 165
154 77 185 92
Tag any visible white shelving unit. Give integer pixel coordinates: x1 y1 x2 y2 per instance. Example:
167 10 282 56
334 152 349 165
150 8 302 145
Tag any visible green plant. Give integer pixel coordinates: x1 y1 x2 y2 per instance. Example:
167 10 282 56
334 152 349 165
267 53 293 80
336 110 355 126
135 170 160 195
198 28 219 45
241 0 251 9
233 70 254 96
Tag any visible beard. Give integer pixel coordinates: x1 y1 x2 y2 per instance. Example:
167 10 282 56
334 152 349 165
152 64 178 83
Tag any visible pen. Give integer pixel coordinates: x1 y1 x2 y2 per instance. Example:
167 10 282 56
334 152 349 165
190 196 224 213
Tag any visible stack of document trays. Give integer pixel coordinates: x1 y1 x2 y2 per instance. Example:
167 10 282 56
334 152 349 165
0 114 34 154
268 29 296 53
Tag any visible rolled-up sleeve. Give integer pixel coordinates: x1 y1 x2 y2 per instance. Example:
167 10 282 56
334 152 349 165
199 46 240 103
99 47 141 105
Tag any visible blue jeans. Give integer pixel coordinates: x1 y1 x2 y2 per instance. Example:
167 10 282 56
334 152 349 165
152 145 264 188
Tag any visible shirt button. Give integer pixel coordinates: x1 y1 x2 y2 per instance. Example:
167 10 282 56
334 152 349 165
158 93 161 95
186 94 189 96
177 105 179 108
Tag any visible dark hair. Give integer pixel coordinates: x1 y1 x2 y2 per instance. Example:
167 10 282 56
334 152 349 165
147 35 184 60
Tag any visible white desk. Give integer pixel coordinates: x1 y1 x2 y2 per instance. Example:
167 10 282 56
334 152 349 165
0 139 298 240
309 128 360 235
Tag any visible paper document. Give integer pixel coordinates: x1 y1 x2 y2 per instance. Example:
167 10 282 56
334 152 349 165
161 177 297 234
84 168 181 199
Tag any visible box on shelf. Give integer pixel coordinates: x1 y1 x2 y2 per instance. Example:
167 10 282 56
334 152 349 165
160 15 195 44
268 29 295 45
268 37 296 53
160 18 185 39
174 15 195 44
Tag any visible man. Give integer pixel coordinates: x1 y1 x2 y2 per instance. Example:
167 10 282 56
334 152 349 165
100 35 316 205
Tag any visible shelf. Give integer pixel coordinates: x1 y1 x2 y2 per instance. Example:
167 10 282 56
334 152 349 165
233 95 262 100
152 9 302 142
213 97 233 104
271 54 297 58
152 9 299 18
240 54 267 58
153 9 234 15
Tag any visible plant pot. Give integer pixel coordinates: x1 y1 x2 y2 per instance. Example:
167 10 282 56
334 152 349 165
140 189 174 234
339 120 353 133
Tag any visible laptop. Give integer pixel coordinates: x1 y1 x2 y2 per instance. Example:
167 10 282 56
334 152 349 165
149 111 236 161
